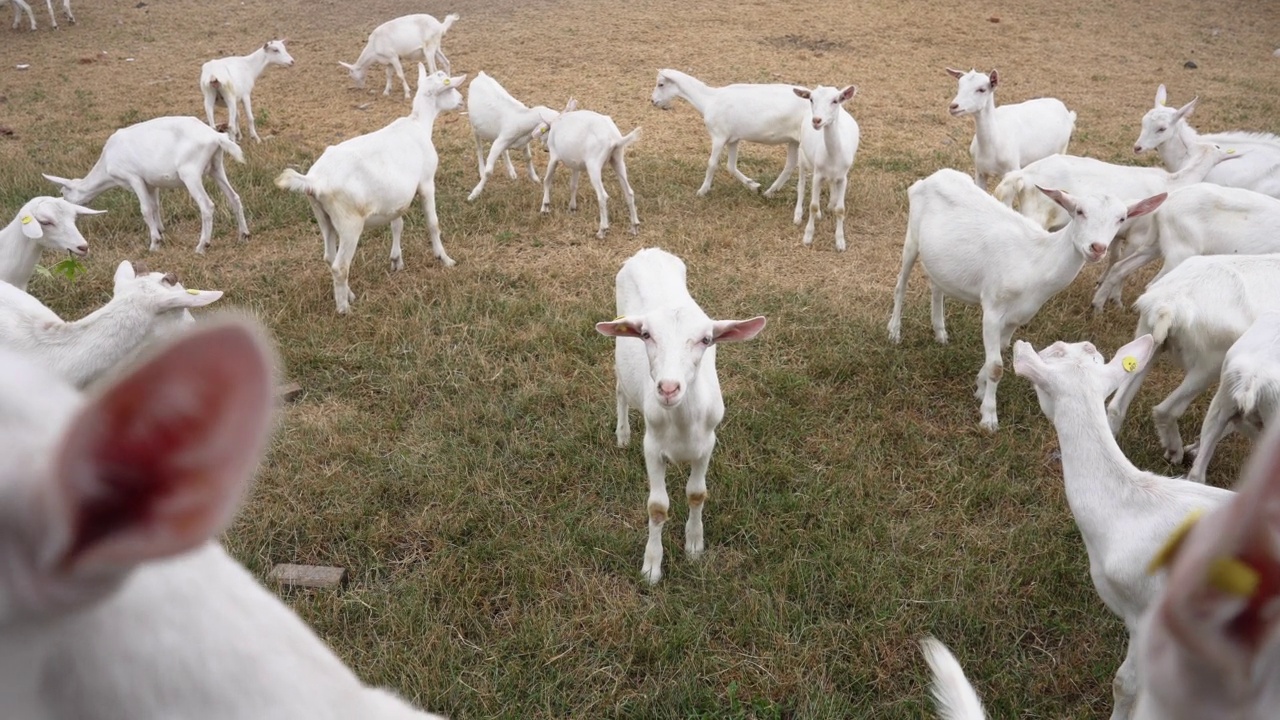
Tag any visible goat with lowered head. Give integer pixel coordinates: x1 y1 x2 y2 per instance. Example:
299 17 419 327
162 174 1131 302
465 71 566 202
200 38 296 143
0 196 98 291
888 167 1165 431
0 319 447 719
596 248 766 584
43 116 250 255
340 13 458 99
534 107 641 239
651 69 809 197
276 66 464 314
792 83 860 251
945 67 1076 190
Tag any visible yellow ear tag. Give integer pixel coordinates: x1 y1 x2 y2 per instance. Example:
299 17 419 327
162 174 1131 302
1208 557 1261 597
613 315 625 321
443 78 450 86
186 288 201 295
1148 508 1205 574
20 215 32 225
1227 149 1237 154
1122 356 1138 373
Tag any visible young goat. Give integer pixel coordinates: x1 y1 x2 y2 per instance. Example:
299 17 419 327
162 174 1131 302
200 39 296 143
0 260 221 388
340 13 458 99
43 116 250 254
3 0 71 30
888 168 1165 431
1107 256 1280 464
1136 421 1280 720
1012 335 1234 720
0 319 446 719
945 68 1076 190
651 69 809 197
792 84 860 251
595 248 766 584
0 196 97 291
534 109 641 239
465 72 565 202
1091 184 1280 312
1134 85 1280 199
277 66 464 314
1184 312 1280 484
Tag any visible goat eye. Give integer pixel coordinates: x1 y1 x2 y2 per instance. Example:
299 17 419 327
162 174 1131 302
640 331 651 340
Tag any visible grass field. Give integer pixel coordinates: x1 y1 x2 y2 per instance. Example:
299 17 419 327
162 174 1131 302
3 0 1280 716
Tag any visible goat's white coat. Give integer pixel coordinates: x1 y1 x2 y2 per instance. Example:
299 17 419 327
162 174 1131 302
200 39 295 143
919 637 988 720
1012 336 1234 720
945 68 1076 189
595 248 765 584
887 168 1165 431
651 69 809 197
465 72 561 201
340 13 458 99
792 84 860 251
1135 85 1280 199
43 116 250 254
276 67 463 314
3 0 72 30
0 321 445 719
536 109 641 239
0 196 98 291
1107 255 1280 463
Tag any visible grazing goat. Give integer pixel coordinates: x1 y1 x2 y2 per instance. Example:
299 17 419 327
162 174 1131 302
888 168 1165 431
1107 256 1280 464
43 116 250 254
200 39 295 143
535 108 640 239
595 248 766 584
0 319 446 719
465 71 564 202
340 13 458 99
651 69 808 197
792 84 860 251
0 196 97 290
276 66 463 314
1135 85 1280 199
0 260 222 388
945 67 1075 190
1012 335 1233 720
1137 420 1280 720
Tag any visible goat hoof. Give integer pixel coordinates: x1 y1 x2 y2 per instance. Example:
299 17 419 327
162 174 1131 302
980 418 999 433
240 233 251 243
391 257 404 272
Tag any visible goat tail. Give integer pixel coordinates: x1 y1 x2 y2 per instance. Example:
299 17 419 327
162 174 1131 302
919 637 988 720
1236 374 1265 418
614 127 643 154
208 76 221 88
215 134 246 165
275 168 314 196
440 12 460 33
992 171 1021 208
1148 304 1175 346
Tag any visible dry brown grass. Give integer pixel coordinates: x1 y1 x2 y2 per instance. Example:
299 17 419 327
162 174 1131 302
2 0 1280 717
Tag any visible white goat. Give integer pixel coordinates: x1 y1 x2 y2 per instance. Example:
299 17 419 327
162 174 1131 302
465 71 563 202
1012 335 1234 720
0 196 98 291
3 0 72 30
535 109 641 239
276 66 463 314
339 13 458 99
993 140 1234 230
650 69 809 197
1107 256 1280 464
1134 85 1280 199
792 84 860 251
595 248 766 584
0 260 221 388
888 168 1165 431
43 116 250 254
1136 421 1280 720
200 39 296 143
1092 184 1280 312
1184 312 1280 484
945 68 1076 189
919 637 987 720
0 319 446 719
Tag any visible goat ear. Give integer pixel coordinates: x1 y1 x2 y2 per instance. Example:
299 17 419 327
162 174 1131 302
838 85 857 103
450 74 467 87
71 204 104 216
1174 96 1198 122
19 211 43 239
1010 340 1049 383
988 69 999 87
337 61 353 70
564 97 577 113
596 317 644 338
1126 193 1167 220
416 63 428 88
792 87 811 100
111 260 135 290
42 173 73 188
1154 84 1168 107
1037 186 1078 215
51 321 275 573
1104 335 1155 390
944 67 965 79
712 316 767 343
167 289 224 309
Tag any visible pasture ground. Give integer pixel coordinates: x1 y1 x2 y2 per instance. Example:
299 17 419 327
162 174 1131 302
3 0 1280 716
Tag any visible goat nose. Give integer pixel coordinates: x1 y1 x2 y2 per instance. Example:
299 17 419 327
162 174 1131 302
811 119 821 129
657 380 680 397
1133 145 1142 154
949 103 959 111
76 244 88 255
1090 243 1107 256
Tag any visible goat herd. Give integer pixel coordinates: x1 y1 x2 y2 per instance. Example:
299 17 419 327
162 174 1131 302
2 5 1280 720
